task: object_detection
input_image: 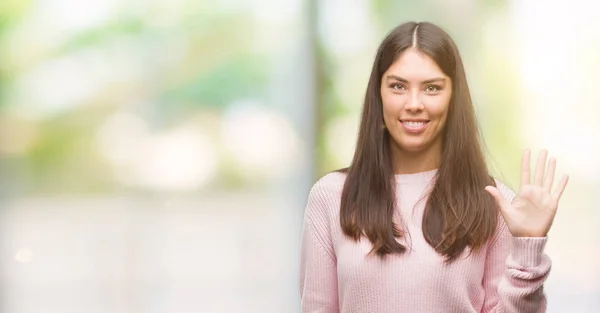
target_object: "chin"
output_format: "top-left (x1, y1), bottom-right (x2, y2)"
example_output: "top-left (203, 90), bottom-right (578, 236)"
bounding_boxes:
top-left (395, 140), bottom-right (427, 153)
top-left (400, 145), bottom-right (426, 153)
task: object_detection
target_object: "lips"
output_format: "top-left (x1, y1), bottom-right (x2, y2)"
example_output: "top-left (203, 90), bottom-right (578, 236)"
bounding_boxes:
top-left (399, 119), bottom-right (429, 133)
top-left (402, 121), bottom-right (427, 127)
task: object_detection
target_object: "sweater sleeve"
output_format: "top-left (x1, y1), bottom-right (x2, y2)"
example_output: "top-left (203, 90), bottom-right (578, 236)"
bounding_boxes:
top-left (299, 178), bottom-right (340, 313)
top-left (481, 183), bottom-right (552, 313)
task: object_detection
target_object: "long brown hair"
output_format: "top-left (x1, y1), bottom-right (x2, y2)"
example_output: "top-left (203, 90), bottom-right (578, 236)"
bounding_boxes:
top-left (339, 21), bottom-right (498, 262)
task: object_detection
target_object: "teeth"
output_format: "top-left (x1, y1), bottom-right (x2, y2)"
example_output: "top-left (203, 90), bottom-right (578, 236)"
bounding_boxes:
top-left (403, 121), bottom-right (426, 128)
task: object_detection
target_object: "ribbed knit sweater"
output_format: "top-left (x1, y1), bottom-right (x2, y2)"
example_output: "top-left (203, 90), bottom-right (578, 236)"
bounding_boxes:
top-left (299, 169), bottom-right (550, 313)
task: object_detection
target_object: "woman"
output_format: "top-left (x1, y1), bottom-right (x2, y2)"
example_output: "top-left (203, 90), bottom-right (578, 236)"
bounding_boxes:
top-left (299, 21), bottom-right (569, 313)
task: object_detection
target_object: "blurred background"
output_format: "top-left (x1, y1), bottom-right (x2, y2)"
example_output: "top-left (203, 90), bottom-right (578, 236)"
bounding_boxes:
top-left (0, 0), bottom-right (598, 312)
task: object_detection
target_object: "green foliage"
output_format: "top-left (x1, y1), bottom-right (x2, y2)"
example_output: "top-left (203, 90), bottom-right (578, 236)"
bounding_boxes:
top-left (56, 19), bottom-right (146, 54)
top-left (0, 0), bottom-right (33, 110)
top-left (23, 108), bottom-right (115, 193)
top-left (0, 0), bottom-right (31, 32)
top-left (160, 54), bottom-right (268, 109)
top-left (371, 0), bottom-right (425, 31)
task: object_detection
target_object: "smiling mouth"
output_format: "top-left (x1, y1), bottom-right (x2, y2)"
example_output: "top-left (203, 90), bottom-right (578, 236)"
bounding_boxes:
top-left (399, 120), bottom-right (430, 133)
top-left (401, 120), bottom-right (429, 127)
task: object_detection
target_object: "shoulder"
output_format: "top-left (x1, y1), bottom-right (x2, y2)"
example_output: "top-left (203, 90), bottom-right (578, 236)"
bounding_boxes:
top-left (304, 171), bottom-right (347, 220)
top-left (310, 171), bottom-right (347, 195)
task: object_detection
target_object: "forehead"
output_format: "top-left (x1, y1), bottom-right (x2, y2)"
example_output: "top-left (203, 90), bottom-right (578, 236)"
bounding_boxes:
top-left (384, 49), bottom-right (447, 80)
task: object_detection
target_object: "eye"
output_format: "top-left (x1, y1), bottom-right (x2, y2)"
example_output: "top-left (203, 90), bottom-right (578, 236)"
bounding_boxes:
top-left (425, 85), bottom-right (442, 93)
top-left (390, 83), bottom-right (406, 91)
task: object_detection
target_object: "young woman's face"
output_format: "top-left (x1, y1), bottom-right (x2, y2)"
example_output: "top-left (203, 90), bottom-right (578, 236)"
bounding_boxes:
top-left (380, 48), bottom-right (452, 154)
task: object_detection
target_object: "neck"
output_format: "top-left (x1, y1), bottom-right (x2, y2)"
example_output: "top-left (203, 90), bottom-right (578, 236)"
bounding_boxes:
top-left (390, 142), bottom-right (442, 175)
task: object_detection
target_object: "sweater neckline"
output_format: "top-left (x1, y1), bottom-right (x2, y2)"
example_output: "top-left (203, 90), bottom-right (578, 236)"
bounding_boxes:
top-left (394, 168), bottom-right (438, 185)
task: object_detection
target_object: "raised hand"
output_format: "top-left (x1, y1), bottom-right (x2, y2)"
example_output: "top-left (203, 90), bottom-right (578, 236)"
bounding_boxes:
top-left (485, 149), bottom-right (569, 238)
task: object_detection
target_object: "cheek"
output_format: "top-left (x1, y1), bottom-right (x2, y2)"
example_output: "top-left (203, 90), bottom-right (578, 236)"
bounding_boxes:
top-left (424, 99), bottom-right (450, 136)
top-left (427, 97), bottom-right (450, 121)
top-left (381, 94), bottom-right (404, 119)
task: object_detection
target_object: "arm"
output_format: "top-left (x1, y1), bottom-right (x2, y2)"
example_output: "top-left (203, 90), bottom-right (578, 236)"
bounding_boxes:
top-left (481, 220), bottom-right (551, 313)
top-left (482, 181), bottom-right (551, 313)
top-left (299, 181), bottom-right (339, 313)
top-left (483, 150), bottom-right (569, 313)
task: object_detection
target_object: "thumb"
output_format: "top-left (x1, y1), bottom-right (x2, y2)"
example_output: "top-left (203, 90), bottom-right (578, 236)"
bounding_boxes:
top-left (485, 186), bottom-right (509, 213)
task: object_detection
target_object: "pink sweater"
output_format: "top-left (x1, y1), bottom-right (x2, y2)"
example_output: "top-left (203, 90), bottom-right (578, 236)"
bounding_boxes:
top-left (299, 169), bottom-right (551, 313)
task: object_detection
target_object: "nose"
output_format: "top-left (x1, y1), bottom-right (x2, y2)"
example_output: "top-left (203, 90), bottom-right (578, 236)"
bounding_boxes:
top-left (404, 90), bottom-right (424, 112)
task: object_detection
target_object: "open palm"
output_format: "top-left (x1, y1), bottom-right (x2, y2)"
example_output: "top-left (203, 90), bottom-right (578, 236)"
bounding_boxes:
top-left (485, 150), bottom-right (569, 238)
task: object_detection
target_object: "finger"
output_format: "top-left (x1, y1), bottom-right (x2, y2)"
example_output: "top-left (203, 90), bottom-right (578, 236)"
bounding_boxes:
top-left (544, 157), bottom-right (556, 192)
top-left (533, 149), bottom-right (548, 186)
top-left (485, 186), bottom-right (509, 212)
top-left (552, 174), bottom-right (569, 201)
top-left (521, 149), bottom-right (531, 188)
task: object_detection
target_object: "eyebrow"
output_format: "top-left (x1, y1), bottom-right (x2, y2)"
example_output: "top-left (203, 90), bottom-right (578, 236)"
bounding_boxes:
top-left (385, 75), bottom-right (446, 84)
